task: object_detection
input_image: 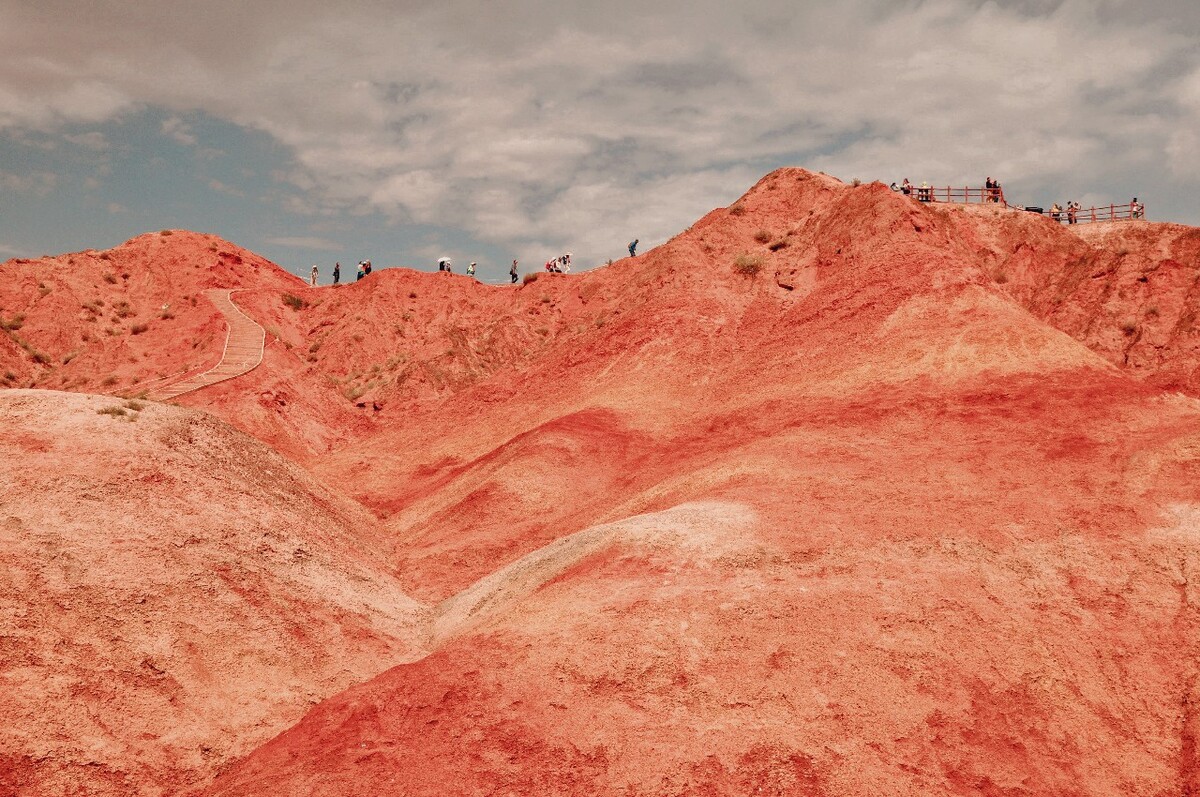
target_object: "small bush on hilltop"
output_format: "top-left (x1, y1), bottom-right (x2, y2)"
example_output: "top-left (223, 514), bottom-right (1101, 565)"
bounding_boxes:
top-left (523, 273), bottom-right (539, 285)
top-left (734, 253), bottom-right (763, 275)
top-left (754, 229), bottom-right (772, 244)
top-left (1, 314), bottom-right (24, 331)
top-left (728, 202), bottom-right (746, 216)
top-left (282, 293), bottom-right (307, 311)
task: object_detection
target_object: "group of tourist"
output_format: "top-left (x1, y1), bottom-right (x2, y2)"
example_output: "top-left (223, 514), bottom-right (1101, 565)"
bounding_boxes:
top-left (304, 236), bottom-right (642, 287)
top-left (1050, 202), bottom-right (1082, 224)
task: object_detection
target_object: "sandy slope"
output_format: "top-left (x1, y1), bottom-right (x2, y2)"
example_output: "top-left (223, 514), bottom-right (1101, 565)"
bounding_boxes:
top-left (0, 391), bottom-right (426, 796)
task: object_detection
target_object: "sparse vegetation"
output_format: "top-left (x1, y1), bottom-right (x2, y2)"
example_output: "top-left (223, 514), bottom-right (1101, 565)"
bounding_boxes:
top-left (97, 406), bottom-right (128, 418)
top-left (541, 296), bottom-right (552, 304)
top-left (123, 400), bottom-right (145, 411)
top-left (851, 178), bottom-right (862, 187)
top-left (754, 229), bottom-right (772, 244)
top-left (523, 273), bottom-right (539, 285)
top-left (102, 375), bottom-right (119, 386)
top-left (1, 314), bottom-right (25, 331)
top-left (282, 293), bottom-right (307, 311)
top-left (1145, 305), bottom-right (1160, 317)
top-left (729, 202), bottom-right (746, 216)
top-left (130, 323), bottom-right (149, 335)
top-left (113, 301), bottom-right (135, 319)
top-left (1120, 320), bottom-right (1139, 336)
top-left (768, 238), bottom-right (789, 252)
top-left (160, 230), bottom-right (173, 236)
top-left (103, 273), bottom-right (118, 284)
top-left (409, 292), bottom-right (418, 299)
top-left (734, 253), bottom-right (763, 275)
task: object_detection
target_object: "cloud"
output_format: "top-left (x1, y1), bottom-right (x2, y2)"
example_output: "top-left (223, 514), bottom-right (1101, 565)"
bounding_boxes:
top-left (161, 116), bottom-right (197, 146)
top-left (63, 131), bottom-right (109, 150)
top-left (0, 169), bottom-right (58, 196)
top-left (207, 177), bottom-right (245, 197)
top-left (1, 0), bottom-right (1198, 263)
top-left (264, 235), bottom-right (341, 251)
top-left (106, 201), bottom-right (129, 214)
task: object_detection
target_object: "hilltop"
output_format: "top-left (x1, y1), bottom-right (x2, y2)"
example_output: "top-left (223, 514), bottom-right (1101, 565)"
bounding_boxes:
top-left (2, 169), bottom-right (1199, 796)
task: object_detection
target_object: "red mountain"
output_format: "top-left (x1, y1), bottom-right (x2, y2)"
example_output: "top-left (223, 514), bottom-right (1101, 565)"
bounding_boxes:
top-left (2, 170), bottom-right (1198, 796)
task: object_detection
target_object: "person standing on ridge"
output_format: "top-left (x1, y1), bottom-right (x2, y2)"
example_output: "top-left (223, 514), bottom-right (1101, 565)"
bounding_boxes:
top-left (356, 262), bottom-right (365, 281)
top-left (333, 262), bottom-right (340, 284)
top-left (467, 262), bottom-right (476, 276)
top-left (363, 260), bottom-right (372, 277)
top-left (510, 260), bottom-right (519, 284)
top-left (310, 264), bottom-right (318, 286)
top-left (628, 239), bottom-right (638, 257)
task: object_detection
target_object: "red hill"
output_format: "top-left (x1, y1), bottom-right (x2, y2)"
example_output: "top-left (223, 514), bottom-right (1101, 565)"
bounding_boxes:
top-left (3, 169), bottom-right (1199, 796)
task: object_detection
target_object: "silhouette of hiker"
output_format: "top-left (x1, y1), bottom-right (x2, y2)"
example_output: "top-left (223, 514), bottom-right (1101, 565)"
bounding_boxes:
top-left (310, 265), bottom-right (318, 287)
top-left (333, 262), bottom-right (340, 284)
top-left (510, 260), bottom-right (519, 284)
top-left (628, 239), bottom-right (638, 257)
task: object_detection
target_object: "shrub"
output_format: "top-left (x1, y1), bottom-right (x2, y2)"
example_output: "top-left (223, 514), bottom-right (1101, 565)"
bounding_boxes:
top-left (1119, 320), bottom-right (1138, 336)
top-left (541, 296), bottom-right (552, 304)
top-left (30, 350), bottom-right (51, 365)
top-left (1, 314), bottom-right (24, 331)
top-left (851, 178), bottom-right (862, 187)
top-left (767, 239), bottom-right (789, 252)
top-left (2, 371), bottom-right (15, 382)
top-left (728, 202), bottom-right (746, 216)
top-left (113, 301), bottom-right (135, 318)
top-left (102, 375), bottom-right (119, 386)
top-left (409, 292), bottom-right (417, 299)
top-left (753, 229), bottom-right (772, 244)
top-left (123, 400), bottom-right (145, 411)
top-left (734, 253), bottom-right (763, 275)
top-left (523, 273), bottom-right (539, 285)
top-left (282, 293), bottom-right (307, 311)
top-left (1146, 305), bottom-right (1160, 317)
top-left (160, 229), bottom-right (173, 236)
top-left (103, 273), bottom-right (118, 284)
top-left (97, 406), bottom-right (127, 418)
top-left (130, 323), bottom-right (149, 335)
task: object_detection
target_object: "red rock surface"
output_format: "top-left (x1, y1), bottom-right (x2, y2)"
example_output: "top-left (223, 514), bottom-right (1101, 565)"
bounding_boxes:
top-left (2, 170), bottom-right (1199, 796)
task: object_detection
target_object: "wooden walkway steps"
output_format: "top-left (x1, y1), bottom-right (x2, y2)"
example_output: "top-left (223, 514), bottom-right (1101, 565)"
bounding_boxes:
top-left (143, 289), bottom-right (265, 401)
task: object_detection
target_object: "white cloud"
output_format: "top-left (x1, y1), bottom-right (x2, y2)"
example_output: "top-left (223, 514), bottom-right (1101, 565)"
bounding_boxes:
top-left (207, 177), bottom-right (245, 197)
top-left (1, 0), bottom-right (1198, 261)
top-left (161, 115), bottom-right (197, 146)
top-left (0, 169), bottom-right (58, 196)
top-left (265, 235), bottom-right (341, 251)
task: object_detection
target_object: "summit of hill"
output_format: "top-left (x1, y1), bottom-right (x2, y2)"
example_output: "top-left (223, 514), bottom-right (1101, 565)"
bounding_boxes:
top-left (3, 169), bottom-right (1200, 796)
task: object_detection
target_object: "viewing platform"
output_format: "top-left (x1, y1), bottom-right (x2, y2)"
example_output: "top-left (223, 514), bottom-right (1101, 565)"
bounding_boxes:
top-left (900, 183), bottom-right (1144, 223)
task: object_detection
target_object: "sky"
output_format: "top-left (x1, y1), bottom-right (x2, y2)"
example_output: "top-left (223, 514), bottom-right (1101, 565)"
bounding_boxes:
top-left (1, 0), bottom-right (1198, 282)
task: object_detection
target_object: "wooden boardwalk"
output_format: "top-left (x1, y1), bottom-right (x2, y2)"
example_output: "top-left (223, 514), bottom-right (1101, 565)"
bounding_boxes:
top-left (142, 289), bottom-right (265, 401)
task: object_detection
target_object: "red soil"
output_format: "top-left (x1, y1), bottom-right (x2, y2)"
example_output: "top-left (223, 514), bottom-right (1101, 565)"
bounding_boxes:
top-left (3, 170), bottom-right (1199, 796)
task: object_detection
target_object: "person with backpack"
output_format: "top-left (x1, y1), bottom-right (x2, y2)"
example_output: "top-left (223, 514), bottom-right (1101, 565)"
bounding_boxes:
top-left (628, 239), bottom-right (638, 257)
top-left (510, 260), bottom-right (519, 284)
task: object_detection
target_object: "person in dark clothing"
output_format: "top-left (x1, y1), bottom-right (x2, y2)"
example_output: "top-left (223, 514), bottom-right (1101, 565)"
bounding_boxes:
top-left (628, 239), bottom-right (638, 257)
top-left (333, 262), bottom-right (340, 284)
top-left (510, 260), bottom-right (519, 284)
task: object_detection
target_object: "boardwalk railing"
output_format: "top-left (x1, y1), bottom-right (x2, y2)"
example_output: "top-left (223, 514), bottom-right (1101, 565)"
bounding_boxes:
top-left (904, 185), bottom-right (1006, 205)
top-left (903, 184), bottom-right (1145, 223)
top-left (1034, 203), bottom-right (1146, 224)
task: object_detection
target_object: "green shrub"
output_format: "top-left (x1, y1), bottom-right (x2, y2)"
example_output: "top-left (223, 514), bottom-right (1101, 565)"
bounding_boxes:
top-left (282, 293), bottom-right (307, 311)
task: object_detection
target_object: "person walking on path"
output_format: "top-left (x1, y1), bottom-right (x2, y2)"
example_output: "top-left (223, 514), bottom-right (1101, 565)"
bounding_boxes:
top-left (510, 260), bottom-right (519, 284)
top-left (628, 239), bottom-right (638, 257)
top-left (310, 265), bottom-right (318, 286)
top-left (333, 262), bottom-right (340, 284)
